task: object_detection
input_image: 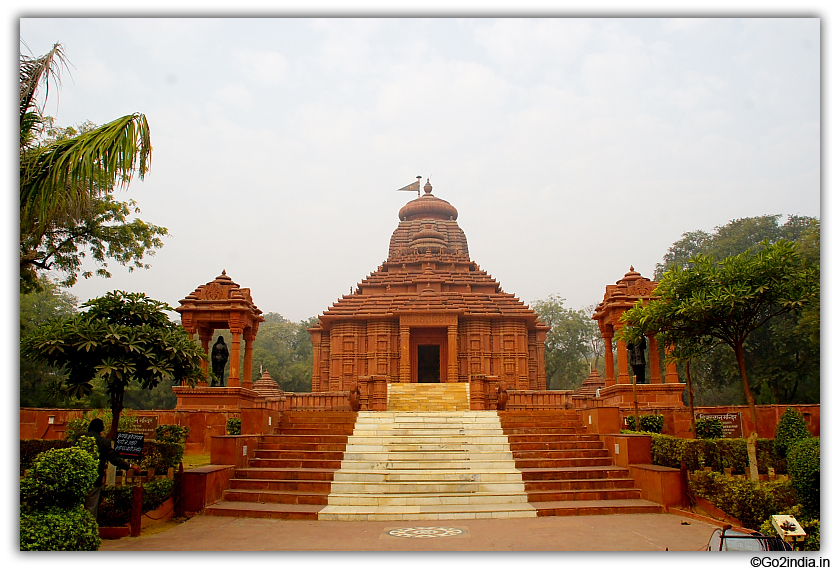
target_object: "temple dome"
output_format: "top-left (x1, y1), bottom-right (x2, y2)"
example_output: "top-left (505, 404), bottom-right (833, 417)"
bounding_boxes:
top-left (388, 181), bottom-right (469, 260)
top-left (398, 180), bottom-right (459, 222)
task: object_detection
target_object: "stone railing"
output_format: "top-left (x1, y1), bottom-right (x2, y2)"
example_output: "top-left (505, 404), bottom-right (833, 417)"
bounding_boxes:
top-left (504, 389), bottom-right (574, 410)
top-left (357, 376), bottom-right (388, 411)
top-left (280, 391), bottom-right (352, 411)
top-left (468, 374), bottom-right (501, 410)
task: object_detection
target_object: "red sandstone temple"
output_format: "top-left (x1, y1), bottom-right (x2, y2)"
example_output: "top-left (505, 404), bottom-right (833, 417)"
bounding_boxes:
top-left (307, 179), bottom-right (549, 405)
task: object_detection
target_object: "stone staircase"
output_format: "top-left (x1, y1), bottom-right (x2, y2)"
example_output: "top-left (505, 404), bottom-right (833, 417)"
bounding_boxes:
top-left (498, 410), bottom-right (664, 516)
top-left (387, 382), bottom-right (470, 411)
top-left (318, 410), bottom-right (536, 521)
top-left (204, 411), bottom-right (357, 520)
top-left (204, 386), bottom-right (664, 521)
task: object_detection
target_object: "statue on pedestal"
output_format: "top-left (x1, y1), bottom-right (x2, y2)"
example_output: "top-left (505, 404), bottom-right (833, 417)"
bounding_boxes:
top-left (211, 336), bottom-right (229, 387)
top-left (627, 337), bottom-right (647, 384)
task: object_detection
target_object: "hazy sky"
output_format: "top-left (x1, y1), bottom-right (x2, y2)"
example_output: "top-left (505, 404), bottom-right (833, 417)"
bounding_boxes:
top-left (18, 17), bottom-right (820, 322)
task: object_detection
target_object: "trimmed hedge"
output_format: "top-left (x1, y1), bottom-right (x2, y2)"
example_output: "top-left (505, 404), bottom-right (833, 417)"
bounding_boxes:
top-left (98, 478), bottom-right (175, 527)
top-left (155, 424), bottom-right (190, 444)
top-left (625, 414), bottom-right (664, 434)
top-left (650, 433), bottom-right (784, 474)
top-left (226, 417), bottom-right (242, 435)
top-left (689, 470), bottom-right (798, 531)
top-left (140, 441), bottom-right (184, 473)
top-left (774, 408), bottom-right (811, 458)
top-left (20, 447), bottom-right (99, 512)
top-left (788, 437), bottom-right (820, 518)
top-left (20, 439), bottom-right (72, 475)
top-left (20, 506), bottom-right (100, 551)
top-left (695, 418), bottom-right (725, 439)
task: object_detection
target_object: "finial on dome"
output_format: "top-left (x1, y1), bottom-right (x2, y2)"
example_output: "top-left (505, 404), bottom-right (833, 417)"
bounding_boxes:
top-left (222, 269), bottom-right (226, 276)
top-left (424, 178), bottom-right (433, 195)
top-left (629, 266), bottom-right (634, 272)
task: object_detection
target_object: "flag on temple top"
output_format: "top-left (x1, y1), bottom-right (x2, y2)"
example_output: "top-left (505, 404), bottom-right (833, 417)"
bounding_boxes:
top-left (397, 177), bottom-right (421, 196)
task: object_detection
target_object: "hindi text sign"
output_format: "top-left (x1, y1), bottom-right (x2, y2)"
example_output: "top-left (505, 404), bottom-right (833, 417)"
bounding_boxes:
top-left (696, 412), bottom-right (743, 438)
top-left (114, 432), bottom-right (145, 461)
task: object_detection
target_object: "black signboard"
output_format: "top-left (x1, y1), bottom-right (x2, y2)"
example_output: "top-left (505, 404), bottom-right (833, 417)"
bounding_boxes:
top-left (114, 432), bottom-right (145, 460)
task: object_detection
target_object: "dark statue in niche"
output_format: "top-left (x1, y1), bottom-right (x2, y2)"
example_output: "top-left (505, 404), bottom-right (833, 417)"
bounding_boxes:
top-left (211, 336), bottom-right (229, 387)
top-left (627, 337), bottom-right (647, 384)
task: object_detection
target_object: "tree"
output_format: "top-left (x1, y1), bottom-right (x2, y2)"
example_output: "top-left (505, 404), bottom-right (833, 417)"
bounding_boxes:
top-left (20, 277), bottom-right (79, 408)
top-left (20, 42), bottom-right (162, 294)
top-left (654, 215), bottom-right (820, 406)
top-left (532, 295), bottom-right (603, 390)
top-left (248, 313), bottom-right (315, 392)
top-left (22, 291), bottom-right (207, 440)
top-left (621, 240), bottom-right (819, 479)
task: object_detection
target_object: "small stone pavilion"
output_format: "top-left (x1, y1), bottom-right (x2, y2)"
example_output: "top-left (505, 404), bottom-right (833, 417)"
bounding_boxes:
top-left (307, 179), bottom-right (550, 408)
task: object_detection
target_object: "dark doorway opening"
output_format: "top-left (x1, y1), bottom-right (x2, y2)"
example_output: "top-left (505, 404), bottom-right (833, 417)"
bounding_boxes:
top-left (417, 345), bottom-right (441, 383)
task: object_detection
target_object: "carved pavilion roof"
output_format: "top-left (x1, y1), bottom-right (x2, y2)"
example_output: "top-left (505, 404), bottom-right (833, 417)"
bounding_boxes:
top-left (592, 266), bottom-right (658, 328)
top-left (176, 270), bottom-right (264, 326)
top-left (315, 180), bottom-right (547, 331)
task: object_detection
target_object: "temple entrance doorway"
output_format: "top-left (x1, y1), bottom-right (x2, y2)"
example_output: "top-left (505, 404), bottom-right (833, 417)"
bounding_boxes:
top-left (417, 345), bottom-right (441, 383)
top-left (410, 327), bottom-right (448, 383)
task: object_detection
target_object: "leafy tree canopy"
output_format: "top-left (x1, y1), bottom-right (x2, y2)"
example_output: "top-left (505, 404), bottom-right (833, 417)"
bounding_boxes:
top-left (621, 239), bottom-right (819, 435)
top-left (531, 295), bottom-right (604, 390)
top-left (22, 291), bottom-right (206, 439)
top-left (20, 42), bottom-right (164, 294)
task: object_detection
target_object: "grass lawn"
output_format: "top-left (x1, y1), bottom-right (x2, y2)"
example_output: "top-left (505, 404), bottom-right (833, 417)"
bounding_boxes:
top-left (182, 453), bottom-right (211, 469)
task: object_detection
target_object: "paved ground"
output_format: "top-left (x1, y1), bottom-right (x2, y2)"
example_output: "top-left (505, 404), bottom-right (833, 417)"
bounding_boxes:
top-left (99, 512), bottom-right (719, 551)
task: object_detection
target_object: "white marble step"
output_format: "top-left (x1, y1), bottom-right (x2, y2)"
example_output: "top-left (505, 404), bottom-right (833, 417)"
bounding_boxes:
top-left (332, 469), bottom-right (525, 482)
top-left (318, 503), bottom-right (537, 521)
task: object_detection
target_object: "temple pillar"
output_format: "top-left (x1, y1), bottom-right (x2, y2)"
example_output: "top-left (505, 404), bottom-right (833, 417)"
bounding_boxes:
top-left (648, 334), bottom-right (662, 384)
top-left (615, 325), bottom-right (631, 384)
top-left (665, 344), bottom-right (680, 383)
top-left (229, 329), bottom-right (242, 387)
top-left (447, 325), bottom-right (459, 382)
top-left (603, 328), bottom-right (615, 387)
top-left (198, 328), bottom-right (213, 387)
top-left (242, 330), bottom-right (256, 390)
top-left (399, 324), bottom-right (410, 383)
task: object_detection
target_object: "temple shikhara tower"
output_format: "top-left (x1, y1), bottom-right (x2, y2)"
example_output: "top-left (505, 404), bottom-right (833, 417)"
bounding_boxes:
top-left (307, 179), bottom-right (549, 400)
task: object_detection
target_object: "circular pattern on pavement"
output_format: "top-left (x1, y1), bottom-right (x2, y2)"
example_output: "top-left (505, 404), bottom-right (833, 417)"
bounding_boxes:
top-left (386, 527), bottom-right (466, 539)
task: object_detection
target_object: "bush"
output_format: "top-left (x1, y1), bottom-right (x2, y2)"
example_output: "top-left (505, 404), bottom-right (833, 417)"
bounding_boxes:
top-left (98, 478), bottom-right (175, 527)
top-left (774, 408), bottom-right (811, 458)
top-left (155, 424), bottom-right (190, 444)
top-left (140, 441), bottom-right (184, 473)
top-left (65, 410), bottom-right (137, 443)
top-left (19, 439), bottom-right (72, 475)
top-left (625, 414), bottom-right (664, 433)
top-left (689, 470), bottom-right (798, 531)
top-left (695, 418), bottom-right (725, 439)
top-left (759, 505), bottom-right (820, 551)
top-left (226, 417), bottom-right (241, 435)
top-left (650, 433), bottom-right (783, 474)
top-left (788, 437), bottom-right (820, 518)
top-left (20, 506), bottom-right (100, 551)
top-left (20, 447), bottom-right (98, 512)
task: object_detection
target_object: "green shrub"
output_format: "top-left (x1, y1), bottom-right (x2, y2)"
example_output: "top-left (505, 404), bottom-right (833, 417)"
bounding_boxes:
top-left (695, 418), bottom-right (725, 439)
top-left (20, 506), bottom-right (100, 551)
top-left (759, 505), bottom-right (820, 551)
top-left (689, 470), bottom-right (798, 531)
top-left (650, 433), bottom-right (783, 474)
top-left (20, 447), bottom-right (98, 512)
top-left (774, 408), bottom-right (811, 458)
top-left (19, 439), bottom-right (72, 475)
top-left (625, 414), bottom-right (664, 433)
top-left (226, 417), bottom-right (241, 435)
top-left (788, 437), bottom-right (820, 518)
top-left (98, 478), bottom-right (175, 527)
top-left (65, 410), bottom-right (138, 443)
top-left (155, 424), bottom-right (190, 444)
top-left (140, 441), bottom-right (184, 473)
